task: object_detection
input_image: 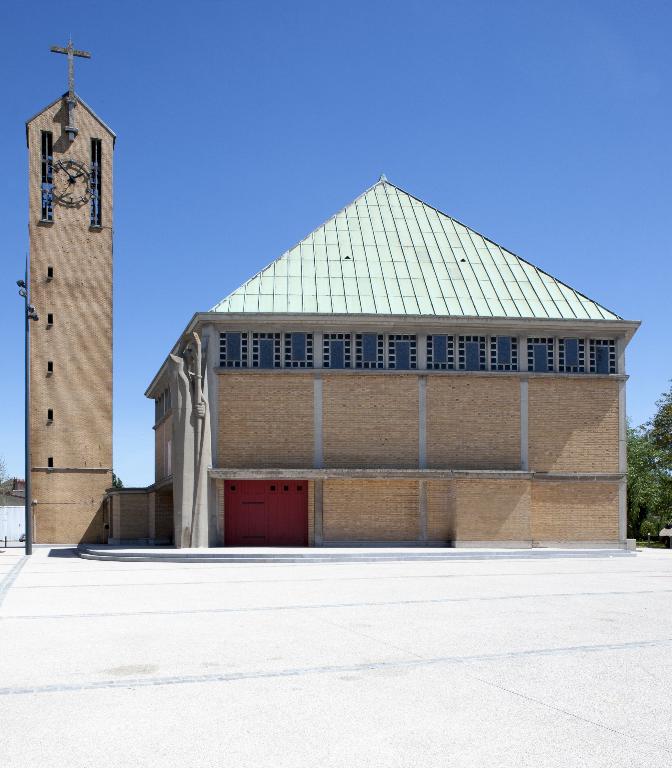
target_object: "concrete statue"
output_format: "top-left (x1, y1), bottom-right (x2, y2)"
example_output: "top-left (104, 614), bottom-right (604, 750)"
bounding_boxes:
top-left (168, 332), bottom-right (211, 547)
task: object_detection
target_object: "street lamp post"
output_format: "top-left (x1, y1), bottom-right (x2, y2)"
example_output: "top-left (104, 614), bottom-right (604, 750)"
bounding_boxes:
top-left (18, 265), bottom-right (38, 556)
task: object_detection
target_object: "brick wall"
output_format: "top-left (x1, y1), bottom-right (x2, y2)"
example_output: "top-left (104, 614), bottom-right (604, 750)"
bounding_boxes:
top-left (427, 479), bottom-right (531, 542)
top-left (32, 470), bottom-right (110, 544)
top-left (27, 97), bottom-right (114, 543)
top-left (113, 492), bottom-right (149, 541)
top-left (426, 376), bottom-right (520, 469)
top-left (426, 480), bottom-right (455, 541)
top-left (218, 374), bottom-right (314, 467)
top-left (528, 378), bottom-right (619, 472)
top-left (531, 481), bottom-right (619, 541)
top-left (155, 489), bottom-right (174, 543)
top-left (323, 479), bottom-right (419, 541)
top-left (154, 415), bottom-right (172, 481)
top-left (322, 375), bottom-right (418, 468)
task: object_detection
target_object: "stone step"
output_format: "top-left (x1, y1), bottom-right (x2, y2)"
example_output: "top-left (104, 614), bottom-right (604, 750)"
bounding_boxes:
top-left (77, 546), bottom-right (633, 564)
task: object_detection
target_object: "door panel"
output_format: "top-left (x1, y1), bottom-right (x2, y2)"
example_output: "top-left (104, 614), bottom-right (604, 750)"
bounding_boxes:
top-left (225, 480), bottom-right (308, 546)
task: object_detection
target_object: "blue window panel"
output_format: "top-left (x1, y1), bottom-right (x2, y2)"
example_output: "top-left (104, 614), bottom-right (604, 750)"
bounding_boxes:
top-left (226, 333), bottom-right (241, 362)
top-left (465, 341), bottom-right (480, 371)
top-left (433, 335), bottom-right (448, 363)
top-left (329, 340), bottom-right (345, 369)
top-left (394, 341), bottom-right (411, 370)
top-left (564, 338), bottom-right (579, 367)
top-left (291, 333), bottom-right (306, 361)
top-left (595, 345), bottom-right (610, 374)
top-left (362, 334), bottom-right (378, 362)
top-left (533, 344), bottom-right (549, 372)
top-left (497, 336), bottom-right (511, 365)
top-left (259, 339), bottom-right (275, 368)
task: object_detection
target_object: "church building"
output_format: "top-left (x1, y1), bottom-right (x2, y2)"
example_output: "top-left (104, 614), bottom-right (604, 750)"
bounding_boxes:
top-left (127, 177), bottom-right (638, 549)
top-left (25, 47), bottom-right (640, 549)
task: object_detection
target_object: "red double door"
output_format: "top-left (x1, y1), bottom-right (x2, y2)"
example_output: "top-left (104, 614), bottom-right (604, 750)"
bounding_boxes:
top-left (224, 480), bottom-right (308, 546)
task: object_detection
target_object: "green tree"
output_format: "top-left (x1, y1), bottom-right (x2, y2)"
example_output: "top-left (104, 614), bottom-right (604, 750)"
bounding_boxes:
top-left (627, 426), bottom-right (665, 538)
top-left (650, 381), bottom-right (672, 460)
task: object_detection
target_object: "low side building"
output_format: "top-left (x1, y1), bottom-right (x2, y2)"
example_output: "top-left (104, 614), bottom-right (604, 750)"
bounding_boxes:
top-left (117, 178), bottom-right (638, 548)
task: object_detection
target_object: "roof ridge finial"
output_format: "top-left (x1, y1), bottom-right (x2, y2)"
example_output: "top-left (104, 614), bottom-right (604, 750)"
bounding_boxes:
top-left (378, 173), bottom-right (387, 182)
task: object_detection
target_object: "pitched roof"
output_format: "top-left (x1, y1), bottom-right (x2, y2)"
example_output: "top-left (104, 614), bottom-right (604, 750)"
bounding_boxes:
top-left (212, 179), bottom-right (620, 320)
top-left (25, 92), bottom-right (116, 145)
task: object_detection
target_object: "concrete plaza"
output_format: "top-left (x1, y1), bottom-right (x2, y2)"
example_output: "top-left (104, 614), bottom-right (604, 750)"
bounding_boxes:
top-left (1, 546), bottom-right (671, 767)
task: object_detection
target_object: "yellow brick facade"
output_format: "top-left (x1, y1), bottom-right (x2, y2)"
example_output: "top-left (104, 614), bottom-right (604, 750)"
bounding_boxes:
top-left (427, 479), bottom-right (532, 543)
top-left (528, 378), bottom-right (619, 473)
top-left (426, 376), bottom-right (520, 469)
top-left (323, 479), bottom-right (419, 541)
top-left (27, 96), bottom-right (114, 544)
top-left (323, 375), bottom-right (418, 468)
top-left (531, 481), bottom-right (619, 541)
top-left (154, 415), bottom-right (172, 482)
top-left (218, 373), bottom-right (314, 467)
top-left (33, 471), bottom-right (108, 544)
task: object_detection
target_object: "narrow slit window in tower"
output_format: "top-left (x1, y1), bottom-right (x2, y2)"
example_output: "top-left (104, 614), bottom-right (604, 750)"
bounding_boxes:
top-left (90, 138), bottom-right (102, 227)
top-left (40, 131), bottom-right (54, 222)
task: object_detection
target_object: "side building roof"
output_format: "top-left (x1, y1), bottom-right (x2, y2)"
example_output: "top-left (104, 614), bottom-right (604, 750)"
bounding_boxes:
top-left (212, 178), bottom-right (620, 321)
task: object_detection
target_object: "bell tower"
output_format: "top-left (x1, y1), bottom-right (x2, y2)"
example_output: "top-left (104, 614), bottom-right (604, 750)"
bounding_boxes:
top-left (25, 41), bottom-right (115, 543)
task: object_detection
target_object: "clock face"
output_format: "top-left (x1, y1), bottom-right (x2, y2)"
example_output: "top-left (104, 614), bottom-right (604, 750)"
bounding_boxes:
top-left (52, 158), bottom-right (90, 207)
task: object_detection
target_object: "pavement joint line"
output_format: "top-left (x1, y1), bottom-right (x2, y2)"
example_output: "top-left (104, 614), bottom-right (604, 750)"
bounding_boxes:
top-left (11, 571), bottom-right (672, 588)
top-left (462, 668), bottom-right (672, 756)
top-left (0, 556), bottom-right (28, 609)
top-left (1, 637), bottom-right (670, 698)
top-left (3, 587), bottom-right (672, 621)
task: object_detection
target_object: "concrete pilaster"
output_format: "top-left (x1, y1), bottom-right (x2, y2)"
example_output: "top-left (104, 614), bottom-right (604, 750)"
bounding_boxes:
top-left (520, 378), bottom-right (529, 471)
top-left (418, 375), bottom-right (427, 469)
top-left (148, 492), bottom-right (156, 541)
top-left (314, 375), bottom-right (323, 468)
top-left (314, 479), bottom-right (324, 545)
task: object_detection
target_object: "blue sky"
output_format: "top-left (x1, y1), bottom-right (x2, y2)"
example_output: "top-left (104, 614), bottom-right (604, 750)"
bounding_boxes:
top-left (1, 0), bottom-right (670, 486)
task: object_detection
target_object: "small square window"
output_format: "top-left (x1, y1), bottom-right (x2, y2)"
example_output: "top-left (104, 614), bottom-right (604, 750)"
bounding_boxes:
top-left (559, 338), bottom-right (585, 373)
top-left (220, 332), bottom-right (248, 368)
top-left (47, 361), bottom-right (53, 373)
top-left (47, 313), bottom-right (53, 326)
top-left (527, 338), bottom-right (554, 372)
top-left (490, 336), bottom-right (518, 371)
top-left (388, 335), bottom-right (417, 370)
top-left (427, 335), bottom-right (454, 370)
top-left (252, 333), bottom-right (281, 368)
top-left (47, 457), bottom-right (54, 468)
top-left (47, 408), bottom-right (53, 422)
top-left (323, 333), bottom-right (352, 368)
top-left (355, 333), bottom-right (384, 368)
top-left (47, 266), bottom-right (54, 280)
top-left (458, 336), bottom-right (486, 371)
top-left (589, 339), bottom-right (616, 374)
top-left (284, 333), bottom-right (314, 368)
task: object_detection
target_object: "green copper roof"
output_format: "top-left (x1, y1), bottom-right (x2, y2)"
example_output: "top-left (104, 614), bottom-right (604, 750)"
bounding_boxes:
top-left (212, 179), bottom-right (620, 320)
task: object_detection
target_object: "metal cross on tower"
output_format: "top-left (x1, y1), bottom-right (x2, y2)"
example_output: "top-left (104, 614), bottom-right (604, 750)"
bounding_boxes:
top-left (50, 39), bottom-right (91, 142)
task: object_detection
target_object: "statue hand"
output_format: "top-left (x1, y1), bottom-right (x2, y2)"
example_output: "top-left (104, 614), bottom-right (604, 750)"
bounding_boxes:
top-left (194, 401), bottom-right (206, 419)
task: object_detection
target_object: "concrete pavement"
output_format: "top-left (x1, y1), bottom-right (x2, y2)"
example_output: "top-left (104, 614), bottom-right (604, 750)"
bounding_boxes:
top-left (0, 546), bottom-right (671, 767)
